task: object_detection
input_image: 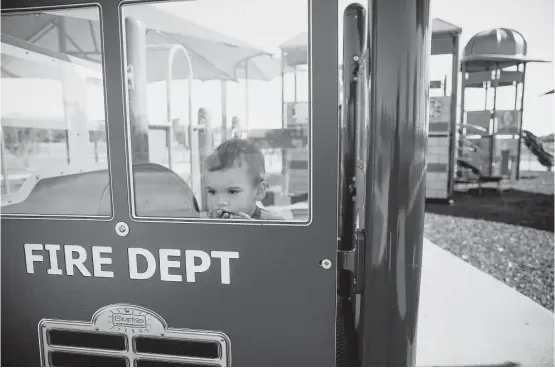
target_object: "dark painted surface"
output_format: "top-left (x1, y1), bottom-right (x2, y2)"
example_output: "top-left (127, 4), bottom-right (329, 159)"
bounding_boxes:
top-left (339, 4), bottom-right (365, 252)
top-left (338, 3), bottom-right (365, 303)
top-left (1, 0), bottom-right (338, 366)
top-left (337, 4), bottom-right (366, 366)
top-left (358, 0), bottom-right (429, 365)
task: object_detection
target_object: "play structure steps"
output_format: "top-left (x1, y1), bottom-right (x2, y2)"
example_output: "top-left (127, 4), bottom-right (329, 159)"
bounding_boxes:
top-left (456, 159), bottom-right (504, 195)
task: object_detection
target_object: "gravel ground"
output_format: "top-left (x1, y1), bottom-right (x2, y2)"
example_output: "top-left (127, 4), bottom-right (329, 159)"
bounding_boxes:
top-left (425, 171), bottom-right (554, 311)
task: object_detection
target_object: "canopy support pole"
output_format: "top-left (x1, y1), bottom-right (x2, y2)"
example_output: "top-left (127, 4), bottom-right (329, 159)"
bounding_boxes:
top-left (245, 60), bottom-right (249, 131)
top-left (150, 43), bottom-right (201, 205)
top-left (490, 62), bottom-right (499, 176)
top-left (1, 127), bottom-right (9, 195)
top-left (59, 17), bottom-right (89, 168)
top-left (221, 80), bottom-right (227, 142)
top-left (516, 63), bottom-right (527, 179)
top-left (126, 17), bottom-right (150, 164)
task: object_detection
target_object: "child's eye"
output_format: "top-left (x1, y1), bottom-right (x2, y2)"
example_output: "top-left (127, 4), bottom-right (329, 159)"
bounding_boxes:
top-left (228, 189), bottom-right (240, 195)
top-left (207, 189), bottom-right (216, 195)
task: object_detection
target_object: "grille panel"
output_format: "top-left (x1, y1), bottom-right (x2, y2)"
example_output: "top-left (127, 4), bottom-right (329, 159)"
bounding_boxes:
top-left (134, 337), bottom-right (220, 358)
top-left (48, 330), bottom-right (127, 351)
top-left (49, 352), bottom-right (128, 367)
top-left (38, 304), bottom-right (231, 367)
top-left (136, 359), bottom-right (219, 367)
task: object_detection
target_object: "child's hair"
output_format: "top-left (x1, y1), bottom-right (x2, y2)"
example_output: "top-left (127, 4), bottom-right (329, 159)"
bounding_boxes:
top-left (204, 139), bottom-right (266, 185)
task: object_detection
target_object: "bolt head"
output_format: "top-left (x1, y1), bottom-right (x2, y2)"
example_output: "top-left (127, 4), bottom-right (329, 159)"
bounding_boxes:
top-left (115, 222), bottom-right (129, 236)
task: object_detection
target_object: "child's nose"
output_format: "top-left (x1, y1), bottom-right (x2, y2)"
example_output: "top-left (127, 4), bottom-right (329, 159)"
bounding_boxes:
top-left (217, 197), bottom-right (229, 207)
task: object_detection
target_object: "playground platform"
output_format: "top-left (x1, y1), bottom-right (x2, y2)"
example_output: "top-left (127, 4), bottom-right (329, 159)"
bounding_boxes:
top-left (416, 238), bottom-right (554, 367)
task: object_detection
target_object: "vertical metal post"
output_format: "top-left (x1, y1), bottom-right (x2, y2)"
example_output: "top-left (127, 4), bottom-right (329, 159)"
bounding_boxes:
top-left (280, 49), bottom-right (288, 178)
top-left (513, 65), bottom-right (519, 111)
top-left (94, 138), bottom-right (99, 163)
top-left (490, 63), bottom-right (499, 176)
top-left (458, 63), bottom-right (466, 161)
top-left (281, 49), bottom-right (285, 128)
top-left (126, 17), bottom-right (150, 163)
top-left (338, 6), bottom-right (365, 365)
top-left (447, 33), bottom-right (460, 199)
top-left (165, 49), bottom-right (174, 170)
top-left (166, 44), bottom-right (200, 203)
top-left (359, 0), bottom-right (430, 365)
top-left (198, 107), bottom-right (211, 210)
top-left (58, 17), bottom-right (89, 168)
top-left (512, 65), bottom-right (520, 179)
top-left (293, 66), bottom-right (298, 103)
top-left (516, 63), bottom-right (527, 179)
top-left (1, 127), bottom-right (9, 194)
top-left (57, 18), bottom-right (70, 165)
top-left (245, 60), bottom-right (249, 131)
top-left (164, 43), bottom-right (195, 172)
top-left (221, 80), bottom-right (227, 141)
top-left (339, 3), bottom-right (364, 260)
top-left (484, 81), bottom-right (489, 110)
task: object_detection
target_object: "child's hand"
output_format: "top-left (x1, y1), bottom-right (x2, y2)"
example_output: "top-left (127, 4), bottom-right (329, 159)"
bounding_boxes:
top-left (229, 212), bottom-right (252, 220)
top-left (209, 209), bottom-right (252, 220)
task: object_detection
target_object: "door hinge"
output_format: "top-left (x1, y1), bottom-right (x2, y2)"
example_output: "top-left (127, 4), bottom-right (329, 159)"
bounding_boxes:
top-left (338, 249), bottom-right (356, 272)
top-left (337, 229), bottom-right (366, 294)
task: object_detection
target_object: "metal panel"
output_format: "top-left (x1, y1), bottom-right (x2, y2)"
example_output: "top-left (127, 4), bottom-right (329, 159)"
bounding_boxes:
top-left (466, 110), bottom-right (491, 135)
top-left (498, 70), bottom-right (523, 84)
top-left (429, 96), bottom-right (451, 125)
top-left (431, 37), bottom-right (452, 56)
top-left (465, 71), bottom-right (491, 85)
top-left (427, 163), bottom-right (449, 172)
top-left (429, 122), bottom-right (449, 132)
top-left (496, 110), bottom-right (521, 135)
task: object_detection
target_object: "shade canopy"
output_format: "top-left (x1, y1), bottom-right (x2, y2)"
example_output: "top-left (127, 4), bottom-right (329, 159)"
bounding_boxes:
top-left (280, 18), bottom-right (463, 67)
top-left (1, 5), bottom-right (281, 82)
top-left (462, 28), bottom-right (550, 72)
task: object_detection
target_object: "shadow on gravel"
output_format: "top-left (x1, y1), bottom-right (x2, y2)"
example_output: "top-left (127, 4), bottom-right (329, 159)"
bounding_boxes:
top-left (426, 188), bottom-right (554, 232)
top-left (434, 362), bottom-right (520, 367)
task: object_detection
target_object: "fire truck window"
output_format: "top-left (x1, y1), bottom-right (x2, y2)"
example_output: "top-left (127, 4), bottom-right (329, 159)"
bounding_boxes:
top-left (1, 7), bottom-right (111, 217)
top-left (121, 0), bottom-right (310, 222)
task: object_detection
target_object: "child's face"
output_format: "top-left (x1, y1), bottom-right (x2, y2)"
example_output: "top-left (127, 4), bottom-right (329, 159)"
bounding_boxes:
top-left (204, 165), bottom-right (265, 216)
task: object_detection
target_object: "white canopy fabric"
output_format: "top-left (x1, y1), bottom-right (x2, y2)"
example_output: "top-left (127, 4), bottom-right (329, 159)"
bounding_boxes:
top-left (1, 5), bottom-right (281, 82)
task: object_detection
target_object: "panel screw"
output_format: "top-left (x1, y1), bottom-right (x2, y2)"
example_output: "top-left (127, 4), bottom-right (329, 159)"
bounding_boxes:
top-left (320, 259), bottom-right (332, 269)
top-left (115, 222), bottom-right (129, 236)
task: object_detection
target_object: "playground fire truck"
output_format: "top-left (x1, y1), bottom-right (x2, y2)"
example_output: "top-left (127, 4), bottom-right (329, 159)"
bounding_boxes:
top-left (2, 0), bottom-right (433, 365)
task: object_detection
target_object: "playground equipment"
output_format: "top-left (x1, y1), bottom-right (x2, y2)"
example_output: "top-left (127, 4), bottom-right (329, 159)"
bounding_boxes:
top-left (426, 19), bottom-right (461, 202)
top-left (522, 90), bottom-right (555, 170)
top-left (458, 28), bottom-right (549, 182)
top-left (521, 130), bottom-right (554, 170)
top-left (282, 19), bottom-right (465, 203)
